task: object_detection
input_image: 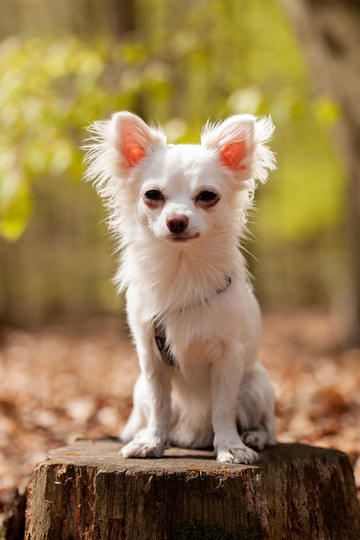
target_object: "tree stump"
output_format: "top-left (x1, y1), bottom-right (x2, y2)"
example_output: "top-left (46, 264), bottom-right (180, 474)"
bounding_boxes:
top-left (25, 439), bottom-right (360, 540)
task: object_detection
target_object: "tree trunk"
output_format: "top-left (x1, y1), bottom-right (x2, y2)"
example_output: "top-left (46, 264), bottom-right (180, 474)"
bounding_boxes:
top-left (280, 0), bottom-right (360, 346)
top-left (111, 0), bottom-right (135, 35)
top-left (25, 439), bottom-right (360, 540)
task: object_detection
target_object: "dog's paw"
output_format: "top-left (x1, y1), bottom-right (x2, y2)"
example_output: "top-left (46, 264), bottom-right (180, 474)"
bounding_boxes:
top-left (216, 445), bottom-right (259, 464)
top-left (120, 436), bottom-right (164, 458)
top-left (240, 430), bottom-right (267, 451)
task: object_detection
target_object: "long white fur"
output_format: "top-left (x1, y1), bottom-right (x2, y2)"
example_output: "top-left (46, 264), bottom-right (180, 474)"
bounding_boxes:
top-left (85, 111), bottom-right (277, 463)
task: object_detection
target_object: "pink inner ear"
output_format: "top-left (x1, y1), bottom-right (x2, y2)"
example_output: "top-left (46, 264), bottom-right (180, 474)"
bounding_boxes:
top-left (220, 140), bottom-right (247, 170)
top-left (121, 131), bottom-right (147, 168)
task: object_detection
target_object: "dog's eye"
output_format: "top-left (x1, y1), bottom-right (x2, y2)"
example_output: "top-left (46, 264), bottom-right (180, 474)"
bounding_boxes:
top-left (196, 191), bottom-right (219, 205)
top-left (143, 190), bottom-right (164, 204)
top-left (145, 189), bottom-right (164, 201)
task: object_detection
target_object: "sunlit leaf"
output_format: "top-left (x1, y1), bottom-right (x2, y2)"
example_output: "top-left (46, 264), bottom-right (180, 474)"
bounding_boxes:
top-left (0, 174), bottom-right (33, 241)
top-left (228, 87), bottom-right (263, 115)
top-left (313, 98), bottom-right (341, 126)
top-left (163, 118), bottom-right (187, 143)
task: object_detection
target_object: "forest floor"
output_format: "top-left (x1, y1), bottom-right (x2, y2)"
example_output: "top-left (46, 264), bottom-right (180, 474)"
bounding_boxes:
top-left (0, 309), bottom-right (359, 526)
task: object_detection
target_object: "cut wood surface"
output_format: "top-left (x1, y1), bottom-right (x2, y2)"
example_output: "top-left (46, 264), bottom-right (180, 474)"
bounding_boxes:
top-left (25, 439), bottom-right (360, 540)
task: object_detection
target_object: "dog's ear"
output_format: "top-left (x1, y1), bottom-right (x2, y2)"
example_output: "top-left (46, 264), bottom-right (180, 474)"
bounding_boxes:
top-left (84, 112), bottom-right (166, 192)
top-left (112, 112), bottom-right (166, 170)
top-left (201, 114), bottom-right (275, 184)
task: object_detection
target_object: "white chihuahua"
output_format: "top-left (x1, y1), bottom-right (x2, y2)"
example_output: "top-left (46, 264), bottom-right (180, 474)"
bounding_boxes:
top-left (85, 111), bottom-right (277, 464)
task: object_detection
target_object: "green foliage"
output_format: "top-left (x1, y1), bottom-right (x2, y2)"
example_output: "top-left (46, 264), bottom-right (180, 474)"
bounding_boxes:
top-left (0, 0), bottom-right (345, 245)
top-left (0, 36), bottom-right (139, 240)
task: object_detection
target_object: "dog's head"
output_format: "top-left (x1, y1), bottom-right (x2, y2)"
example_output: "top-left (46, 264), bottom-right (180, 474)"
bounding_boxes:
top-left (85, 112), bottom-right (275, 245)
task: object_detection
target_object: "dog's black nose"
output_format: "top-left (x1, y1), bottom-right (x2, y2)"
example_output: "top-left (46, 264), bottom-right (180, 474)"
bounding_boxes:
top-left (166, 215), bottom-right (189, 234)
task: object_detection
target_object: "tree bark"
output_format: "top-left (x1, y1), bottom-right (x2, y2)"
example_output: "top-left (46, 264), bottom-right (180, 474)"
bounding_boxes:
top-left (25, 439), bottom-right (360, 540)
top-left (280, 0), bottom-right (360, 346)
top-left (3, 488), bottom-right (27, 540)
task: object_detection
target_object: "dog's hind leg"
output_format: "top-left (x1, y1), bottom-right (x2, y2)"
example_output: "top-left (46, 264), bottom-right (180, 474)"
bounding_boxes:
top-left (240, 421), bottom-right (276, 451)
top-left (120, 375), bottom-right (148, 442)
top-left (236, 362), bottom-right (277, 451)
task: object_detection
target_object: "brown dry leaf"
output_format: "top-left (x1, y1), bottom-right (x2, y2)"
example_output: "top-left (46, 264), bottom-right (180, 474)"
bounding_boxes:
top-left (321, 386), bottom-right (349, 413)
top-left (75, 504), bottom-right (81, 519)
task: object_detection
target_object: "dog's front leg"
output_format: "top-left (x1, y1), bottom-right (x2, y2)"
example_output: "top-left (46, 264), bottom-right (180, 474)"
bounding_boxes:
top-left (120, 328), bottom-right (171, 459)
top-left (211, 348), bottom-right (258, 464)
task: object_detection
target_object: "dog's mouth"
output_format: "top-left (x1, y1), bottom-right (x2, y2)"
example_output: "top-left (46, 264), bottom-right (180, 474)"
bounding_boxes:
top-left (170, 232), bottom-right (200, 242)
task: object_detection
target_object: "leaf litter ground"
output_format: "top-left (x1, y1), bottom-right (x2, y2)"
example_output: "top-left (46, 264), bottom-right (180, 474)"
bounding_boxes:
top-left (0, 309), bottom-right (359, 525)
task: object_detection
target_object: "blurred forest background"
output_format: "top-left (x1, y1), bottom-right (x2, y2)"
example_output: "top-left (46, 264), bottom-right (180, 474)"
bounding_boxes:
top-left (0, 0), bottom-right (358, 343)
top-left (1, 0), bottom-right (360, 534)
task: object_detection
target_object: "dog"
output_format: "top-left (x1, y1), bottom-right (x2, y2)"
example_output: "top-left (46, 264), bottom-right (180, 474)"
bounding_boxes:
top-left (85, 111), bottom-right (277, 463)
